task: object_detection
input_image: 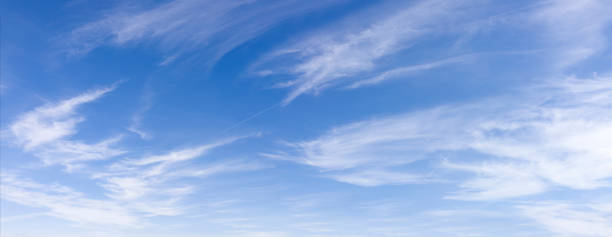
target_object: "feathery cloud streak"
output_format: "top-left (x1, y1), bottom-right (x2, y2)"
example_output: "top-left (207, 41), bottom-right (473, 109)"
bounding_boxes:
top-left (1, 139), bottom-right (262, 227)
top-left (1, 174), bottom-right (141, 227)
top-left (91, 136), bottom-right (263, 217)
top-left (3, 84), bottom-right (265, 227)
top-left (268, 75), bottom-right (612, 199)
top-left (97, 135), bottom-right (262, 203)
top-left (254, 0), bottom-right (612, 104)
top-left (518, 201), bottom-right (612, 236)
top-left (9, 85), bottom-right (124, 168)
top-left (255, 0), bottom-right (479, 104)
top-left (11, 86), bottom-right (114, 149)
top-left (64, 0), bottom-right (340, 65)
top-left (532, 0), bottom-right (612, 68)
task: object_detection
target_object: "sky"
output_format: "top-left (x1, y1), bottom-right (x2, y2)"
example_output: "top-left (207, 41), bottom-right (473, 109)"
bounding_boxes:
top-left (1, 0), bottom-right (612, 236)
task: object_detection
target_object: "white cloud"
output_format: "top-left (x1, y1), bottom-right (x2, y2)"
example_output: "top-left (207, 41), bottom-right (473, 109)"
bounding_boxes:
top-left (10, 86), bottom-right (114, 149)
top-left (346, 55), bottom-right (473, 89)
top-left (4, 83), bottom-right (266, 227)
top-left (268, 75), bottom-right (612, 199)
top-left (252, 0), bottom-right (612, 104)
top-left (256, 0), bottom-right (477, 104)
top-left (1, 135), bottom-right (265, 228)
top-left (125, 141), bottom-right (233, 166)
top-left (531, 0), bottom-right (612, 68)
top-left (443, 76), bottom-right (612, 200)
top-left (92, 135), bottom-right (264, 217)
top-left (518, 201), bottom-right (612, 236)
top-left (327, 169), bottom-right (425, 187)
top-left (127, 126), bottom-right (151, 140)
top-left (264, 107), bottom-right (464, 171)
top-left (0, 212), bottom-right (48, 223)
top-left (127, 87), bottom-right (154, 140)
top-left (262, 106), bottom-right (468, 186)
top-left (443, 162), bottom-right (548, 200)
top-left (0, 174), bottom-right (141, 227)
top-left (9, 85), bottom-right (125, 168)
top-left (167, 159), bottom-right (265, 178)
top-left (64, 0), bottom-right (340, 64)
top-left (36, 136), bottom-right (124, 166)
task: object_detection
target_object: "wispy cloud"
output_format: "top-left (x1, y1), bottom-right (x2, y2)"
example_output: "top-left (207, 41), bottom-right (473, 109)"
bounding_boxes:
top-left (0, 174), bottom-right (141, 227)
top-left (262, 105), bottom-right (466, 186)
top-left (327, 169), bottom-right (425, 187)
top-left (127, 86), bottom-right (154, 140)
top-left (92, 135), bottom-right (264, 216)
top-left (346, 55), bottom-right (473, 89)
top-left (5, 1), bottom-right (612, 235)
top-left (252, 0), bottom-right (612, 105)
top-left (3, 85), bottom-right (265, 228)
top-left (1, 136), bottom-right (264, 228)
top-left (63, 0), bottom-right (340, 65)
top-left (267, 74), bottom-right (612, 198)
top-left (443, 161), bottom-right (548, 200)
top-left (9, 85), bottom-right (124, 168)
top-left (518, 201), bottom-right (612, 236)
top-left (0, 212), bottom-right (49, 223)
top-left (531, 0), bottom-right (612, 68)
top-left (255, 0), bottom-right (479, 104)
top-left (35, 136), bottom-right (124, 170)
top-left (444, 76), bottom-right (612, 200)
top-left (10, 86), bottom-right (114, 149)
top-left (121, 136), bottom-right (244, 167)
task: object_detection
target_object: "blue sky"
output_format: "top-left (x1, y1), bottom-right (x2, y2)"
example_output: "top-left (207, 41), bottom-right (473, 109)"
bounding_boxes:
top-left (1, 0), bottom-right (612, 236)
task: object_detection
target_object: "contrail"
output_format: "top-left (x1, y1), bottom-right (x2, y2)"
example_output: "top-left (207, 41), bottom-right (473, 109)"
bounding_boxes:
top-left (222, 102), bottom-right (281, 133)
